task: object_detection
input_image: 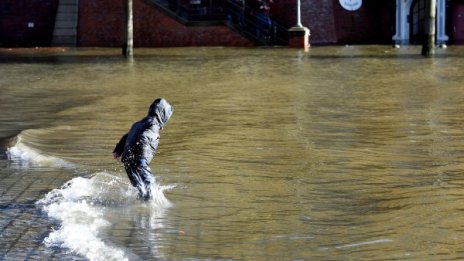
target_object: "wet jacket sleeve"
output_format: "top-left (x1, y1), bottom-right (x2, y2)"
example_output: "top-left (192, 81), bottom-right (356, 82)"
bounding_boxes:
top-left (113, 133), bottom-right (127, 155)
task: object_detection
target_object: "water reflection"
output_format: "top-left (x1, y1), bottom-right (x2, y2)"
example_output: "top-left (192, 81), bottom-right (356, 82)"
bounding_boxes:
top-left (1, 46), bottom-right (464, 260)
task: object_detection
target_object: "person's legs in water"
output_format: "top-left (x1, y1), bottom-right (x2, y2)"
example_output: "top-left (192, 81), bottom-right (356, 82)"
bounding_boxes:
top-left (138, 160), bottom-right (155, 200)
top-left (124, 160), bottom-right (155, 200)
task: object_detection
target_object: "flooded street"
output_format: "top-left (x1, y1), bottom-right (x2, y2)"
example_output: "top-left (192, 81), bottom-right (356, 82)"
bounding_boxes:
top-left (1, 46), bottom-right (464, 260)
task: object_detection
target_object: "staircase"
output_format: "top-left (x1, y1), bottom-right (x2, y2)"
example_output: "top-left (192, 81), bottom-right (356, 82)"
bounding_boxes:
top-left (146, 0), bottom-right (289, 46)
top-left (52, 0), bottom-right (78, 47)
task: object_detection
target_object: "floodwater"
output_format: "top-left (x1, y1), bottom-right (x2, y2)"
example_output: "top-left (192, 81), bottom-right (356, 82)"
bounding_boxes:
top-left (1, 46), bottom-right (464, 261)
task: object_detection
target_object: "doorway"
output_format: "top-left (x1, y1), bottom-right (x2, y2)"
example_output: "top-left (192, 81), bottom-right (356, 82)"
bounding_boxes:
top-left (409, 0), bottom-right (427, 44)
top-left (451, 1), bottom-right (464, 43)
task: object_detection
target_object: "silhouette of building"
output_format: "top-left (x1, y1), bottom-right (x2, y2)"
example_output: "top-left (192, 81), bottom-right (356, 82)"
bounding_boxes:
top-left (0, 0), bottom-right (462, 47)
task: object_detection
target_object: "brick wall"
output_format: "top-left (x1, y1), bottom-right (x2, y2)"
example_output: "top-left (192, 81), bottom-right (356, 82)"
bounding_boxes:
top-left (274, 0), bottom-right (395, 45)
top-left (332, 0), bottom-right (395, 44)
top-left (303, 0), bottom-right (338, 44)
top-left (0, 0), bottom-right (59, 47)
top-left (77, 0), bottom-right (339, 47)
top-left (78, 1), bottom-right (124, 47)
top-left (272, 0), bottom-right (338, 45)
top-left (0, 0), bottom-right (396, 47)
top-left (78, 0), bottom-right (254, 47)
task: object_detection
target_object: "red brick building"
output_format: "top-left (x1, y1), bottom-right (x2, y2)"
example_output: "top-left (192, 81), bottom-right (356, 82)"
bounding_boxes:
top-left (0, 0), bottom-right (463, 47)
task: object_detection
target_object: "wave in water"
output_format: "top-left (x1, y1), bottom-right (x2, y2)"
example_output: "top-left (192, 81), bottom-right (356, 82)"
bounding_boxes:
top-left (6, 131), bottom-right (176, 260)
top-left (36, 172), bottom-right (175, 261)
top-left (6, 133), bottom-right (75, 168)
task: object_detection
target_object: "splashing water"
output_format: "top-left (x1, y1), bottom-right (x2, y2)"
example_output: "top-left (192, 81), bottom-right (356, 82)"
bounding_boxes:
top-left (6, 130), bottom-right (176, 260)
top-left (36, 172), bottom-right (175, 261)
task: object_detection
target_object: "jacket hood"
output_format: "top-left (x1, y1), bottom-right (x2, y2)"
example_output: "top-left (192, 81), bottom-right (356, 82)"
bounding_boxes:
top-left (148, 98), bottom-right (173, 127)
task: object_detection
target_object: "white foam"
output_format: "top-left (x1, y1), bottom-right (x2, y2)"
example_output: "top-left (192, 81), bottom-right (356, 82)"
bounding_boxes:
top-left (6, 138), bottom-right (74, 168)
top-left (44, 200), bottom-right (126, 261)
top-left (37, 172), bottom-right (175, 261)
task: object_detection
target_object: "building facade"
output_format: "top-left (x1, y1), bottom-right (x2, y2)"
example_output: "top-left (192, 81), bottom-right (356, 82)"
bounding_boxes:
top-left (1, 0), bottom-right (463, 47)
top-left (393, 0), bottom-right (464, 45)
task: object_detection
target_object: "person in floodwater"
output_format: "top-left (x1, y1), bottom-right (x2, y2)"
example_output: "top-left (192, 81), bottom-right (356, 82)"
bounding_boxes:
top-left (112, 98), bottom-right (173, 200)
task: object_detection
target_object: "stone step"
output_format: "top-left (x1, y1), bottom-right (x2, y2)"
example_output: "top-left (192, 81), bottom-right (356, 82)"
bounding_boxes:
top-left (52, 36), bottom-right (76, 46)
top-left (60, 0), bottom-right (78, 4)
top-left (57, 4), bottom-right (78, 14)
top-left (52, 0), bottom-right (79, 46)
top-left (54, 20), bottom-right (77, 29)
top-left (53, 28), bottom-right (77, 36)
top-left (56, 12), bottom-right (77, 21)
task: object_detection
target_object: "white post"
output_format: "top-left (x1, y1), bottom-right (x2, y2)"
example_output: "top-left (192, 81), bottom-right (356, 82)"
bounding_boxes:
top-left (288, 0), bottom-right (309, 50)
top-left (123, 0), bottom-right (133, 57)
top-left (422, 0), bottom-right (436, 56)
top-left (296, 0), bottom-right (302, 27)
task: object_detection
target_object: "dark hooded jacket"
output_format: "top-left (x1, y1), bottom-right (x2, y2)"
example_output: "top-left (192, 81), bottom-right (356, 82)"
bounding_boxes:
top-left (113, 98), bottom-right (173, 165)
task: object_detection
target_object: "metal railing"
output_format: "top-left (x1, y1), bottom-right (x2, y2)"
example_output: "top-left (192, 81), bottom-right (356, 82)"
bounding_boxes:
top-left (146, 0), bottom-right (289, 45)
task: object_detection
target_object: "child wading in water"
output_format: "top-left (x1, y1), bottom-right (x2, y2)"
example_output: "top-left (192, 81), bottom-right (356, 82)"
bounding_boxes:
top-left (113, 98), bottom-right (173, 200)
